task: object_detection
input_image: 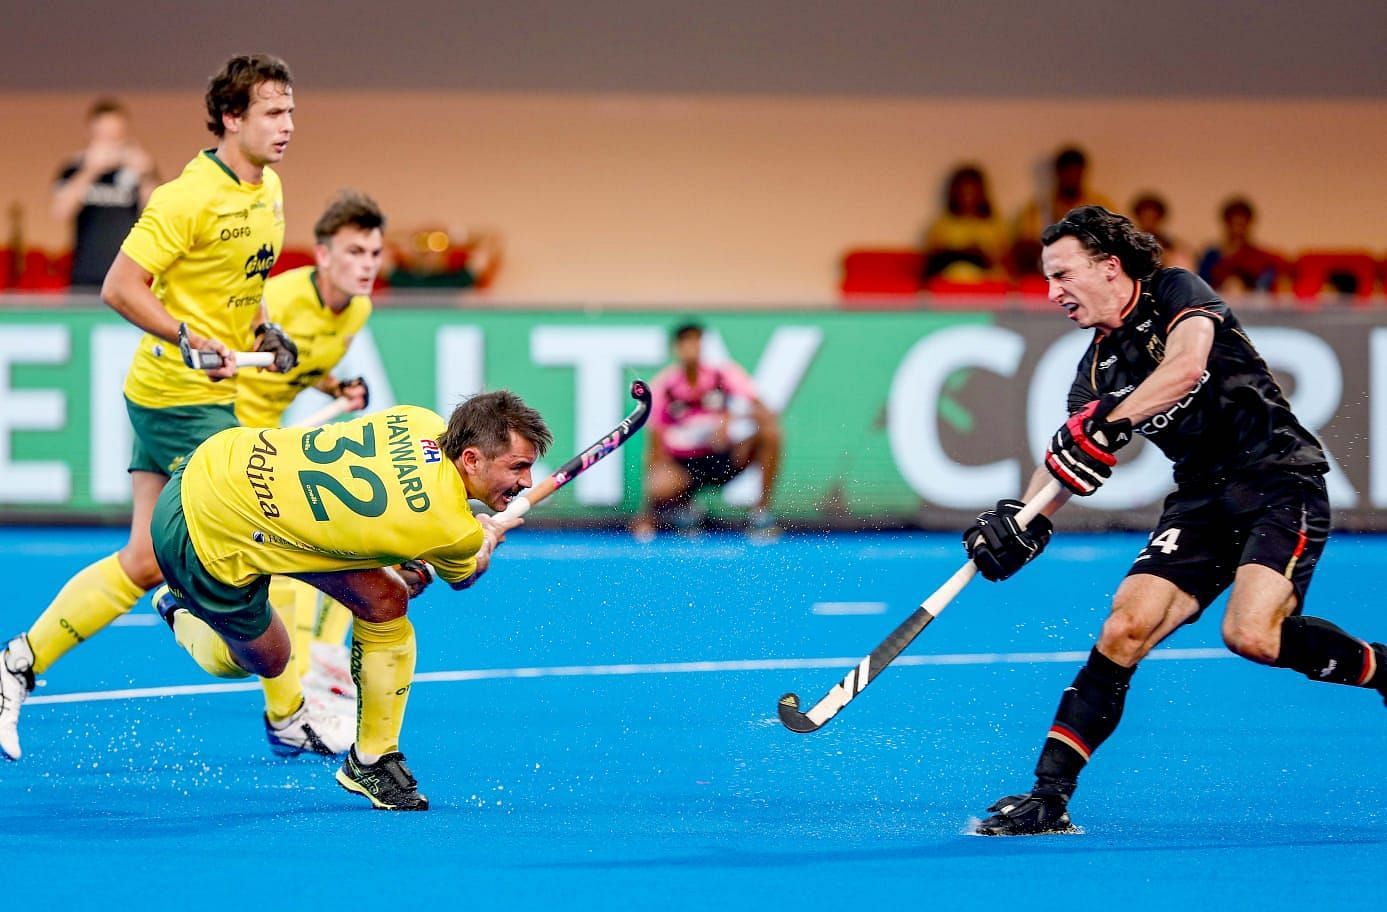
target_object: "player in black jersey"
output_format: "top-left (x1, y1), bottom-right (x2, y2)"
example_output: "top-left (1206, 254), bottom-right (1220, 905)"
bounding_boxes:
top-left (961, 205), bottom-right (1387, 836)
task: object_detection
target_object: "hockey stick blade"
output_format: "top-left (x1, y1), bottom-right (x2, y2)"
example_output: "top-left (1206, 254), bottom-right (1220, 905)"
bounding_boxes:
top-left (778, 479), bottom-right (1063, 734)
top-left (492, 379), bottom-right (652, 524)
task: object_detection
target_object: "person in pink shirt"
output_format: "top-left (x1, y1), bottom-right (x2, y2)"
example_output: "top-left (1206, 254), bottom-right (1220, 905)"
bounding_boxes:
top-left (631, 321), bottom-right (782, 541)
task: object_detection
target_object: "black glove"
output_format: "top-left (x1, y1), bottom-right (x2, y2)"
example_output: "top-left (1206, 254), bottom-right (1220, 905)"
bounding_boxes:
top-left (964, 498), bottom-right (1054, 582)
top-left (1044, 394), bottom-right (1133, 496)
top-left (336, 376), bottom-right (370, 409)
top-left (253, 321), bottom-right (299, 372)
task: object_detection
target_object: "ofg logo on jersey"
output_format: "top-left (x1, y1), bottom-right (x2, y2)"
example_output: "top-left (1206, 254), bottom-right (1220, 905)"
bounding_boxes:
top-left (244, 244), bottom-right (276, 281)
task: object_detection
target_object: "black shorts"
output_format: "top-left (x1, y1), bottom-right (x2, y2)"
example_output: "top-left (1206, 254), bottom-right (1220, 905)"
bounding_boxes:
top-left (1126, 470), bottom-right (1330, 614)
top-left (676, 453), bottom-right (744, 490)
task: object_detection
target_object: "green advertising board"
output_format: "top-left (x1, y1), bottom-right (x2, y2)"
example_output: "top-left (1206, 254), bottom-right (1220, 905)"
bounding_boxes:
top-left (2, 307), bottom-right (1385, 528)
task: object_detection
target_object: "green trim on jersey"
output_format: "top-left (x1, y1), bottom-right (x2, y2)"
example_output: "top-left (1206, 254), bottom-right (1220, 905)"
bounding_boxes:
top-left (202, 149), bottom-right (240, 184)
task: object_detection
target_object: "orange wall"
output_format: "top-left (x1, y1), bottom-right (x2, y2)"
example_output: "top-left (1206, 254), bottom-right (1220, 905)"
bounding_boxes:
top-left (4, 91), bottom-right (1384, 302)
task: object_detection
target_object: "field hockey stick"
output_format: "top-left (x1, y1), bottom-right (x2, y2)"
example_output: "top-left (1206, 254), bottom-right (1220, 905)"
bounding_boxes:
top-left (778, 477), bottom-right (1064, 733)
top-left (178, 322), bottom-right (274, 370)
top-left (491, 379), bottom-right (652, 527)
top-left (294, 396), bottom-right (354, 427)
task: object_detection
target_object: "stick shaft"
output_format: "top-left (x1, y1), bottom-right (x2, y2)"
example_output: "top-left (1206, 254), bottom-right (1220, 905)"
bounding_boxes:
top-left (780, 478), bottom-right (1063, 732)
top-left (293, 397), bottom-right (354, 428)
top-left (492, 380), bottom-right (651, 525)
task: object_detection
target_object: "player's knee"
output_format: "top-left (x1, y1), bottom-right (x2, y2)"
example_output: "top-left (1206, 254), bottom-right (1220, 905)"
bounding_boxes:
top-left (355, 577), bottom-right (409, 624)
top-left (1098, 603), bottom-right (1159, 661)
top-left (1221, 621), bottom-right (1279, 665)
top-left (117, 545), bottom-right (164, 590)
top-left (259, 652), bottom-right (290, 678)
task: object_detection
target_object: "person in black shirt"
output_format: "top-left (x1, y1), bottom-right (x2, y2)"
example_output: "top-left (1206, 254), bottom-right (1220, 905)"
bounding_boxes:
top-left (962, 205), bottom-right (1387, 836)
top-left (51, 98), bottom-right (159, 287)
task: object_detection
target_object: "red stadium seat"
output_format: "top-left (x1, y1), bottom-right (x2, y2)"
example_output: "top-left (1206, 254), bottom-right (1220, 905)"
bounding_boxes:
top-left (922, 277), bottom-right (1011, 296)
top-left (1292, 251), bottom-right (1378, 304)
top-left (269, 247), bottom-right (315, 277)
top-left (16, 249), bottom-right (70, 291)
top-left (0, 248), bottom-right (12, 289)
top-left (840, 249), bottom-right (924, 297)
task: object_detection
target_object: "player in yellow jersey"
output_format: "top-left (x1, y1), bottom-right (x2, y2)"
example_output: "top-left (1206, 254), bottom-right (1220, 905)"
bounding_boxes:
top-left (0, 55), bottom-right (307, 761)
top-left (237, 191), bottom-right (383, 729)
top-left (149, 391), bottom-right (553, 809)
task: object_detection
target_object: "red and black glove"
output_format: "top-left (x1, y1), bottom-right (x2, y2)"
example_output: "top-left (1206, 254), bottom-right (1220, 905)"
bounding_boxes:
top-left (336, 376), bottom-right (370, 410)
top-left (964, 499), bottom-right (1054, 582)
top-left (253, 322), bottom-right (299, 372)
top-left (1044, 395), bottom-right (1133, 496)
top-left (397, 559), bottom-right (435, 598)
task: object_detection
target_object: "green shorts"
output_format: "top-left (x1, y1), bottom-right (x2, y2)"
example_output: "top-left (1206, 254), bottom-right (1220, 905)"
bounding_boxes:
top-left (151, 464), bottom-right (273, 641)
top-left (126, 398), bottom-right (239, 476)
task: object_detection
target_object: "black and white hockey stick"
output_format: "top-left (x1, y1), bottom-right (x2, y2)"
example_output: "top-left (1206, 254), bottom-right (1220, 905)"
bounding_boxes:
top-left (294, 396), bottom-right (354, 427)
top-left (778, 478), bottom-right (1063, 733)
top-left (178, 322), bottom-right (274, 370)
top-left (491, 379), bottom-right (652, 526)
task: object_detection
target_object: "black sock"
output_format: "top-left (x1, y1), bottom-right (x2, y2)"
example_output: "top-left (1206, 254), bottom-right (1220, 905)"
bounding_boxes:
top-left (1275, 616), bottom-right (1384, 690)
top-left (1033, 647), bottom-right (1136, 797)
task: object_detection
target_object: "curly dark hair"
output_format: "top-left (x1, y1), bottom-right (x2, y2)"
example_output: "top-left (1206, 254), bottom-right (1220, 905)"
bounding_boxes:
top-left (438, 390), bottom-right (552, 461)
top-left (205, 54), bottom-right (293, 138)
top-left (1041, 205), bottom-right (1163, 279)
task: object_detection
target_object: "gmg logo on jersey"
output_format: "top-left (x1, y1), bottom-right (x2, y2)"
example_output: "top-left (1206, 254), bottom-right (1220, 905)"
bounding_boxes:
top-left (420, 438), bottom-right (442, 464)
top-left (244, 244), bottom-right (276, 281)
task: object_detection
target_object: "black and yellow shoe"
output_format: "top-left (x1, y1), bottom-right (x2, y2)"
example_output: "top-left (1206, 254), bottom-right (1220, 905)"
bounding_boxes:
top-left (336, 746), bottom-right (430, 810)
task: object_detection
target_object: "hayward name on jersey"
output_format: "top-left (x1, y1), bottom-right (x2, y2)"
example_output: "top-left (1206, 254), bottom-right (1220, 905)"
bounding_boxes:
top-left (121, 151), bottom-right (286, 408)
top-left (181, 405), bottom-right (481, 586)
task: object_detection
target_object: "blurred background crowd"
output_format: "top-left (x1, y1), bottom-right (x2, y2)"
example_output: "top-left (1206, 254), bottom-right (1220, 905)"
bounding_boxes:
top-left (1, 0), bottom-right (1382, 308)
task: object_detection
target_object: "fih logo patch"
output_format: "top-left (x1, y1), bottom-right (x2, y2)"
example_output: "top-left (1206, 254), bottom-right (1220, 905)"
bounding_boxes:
top-left (420, 438), bottom-right (442, 464)
top-left (244, 244), bottom-right (276, 281)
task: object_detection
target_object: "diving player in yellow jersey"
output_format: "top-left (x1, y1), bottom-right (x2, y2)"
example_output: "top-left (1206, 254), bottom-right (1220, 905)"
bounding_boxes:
top-left (150, 392), bottom-right (553, 809)
top-left (0, 55), bottom-right (303, 761)
top-left (237, 191), bottom-right (383, 725)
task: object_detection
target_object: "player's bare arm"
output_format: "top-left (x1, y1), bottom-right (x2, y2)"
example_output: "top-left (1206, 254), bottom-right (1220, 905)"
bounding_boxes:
top-left (101, 251), bottom-right (235, 380)
top-left (1106, 316), bottom-right (1215, 425)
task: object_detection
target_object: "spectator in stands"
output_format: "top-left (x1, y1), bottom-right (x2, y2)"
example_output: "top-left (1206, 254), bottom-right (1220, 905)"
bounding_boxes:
top-left (1130, 192), bottom-right (1193, 270)
top-left (1198, 197), bottom-right (1288, 293)
top-left (386, 225), bottom-right (502, 289)
top-left (51, 98), bottom-right (159, 287)
top-left (921, 165), bottom-right (1008, 283)
top-left (1011, 146), bottom-right (1115, 277)
top-left (631, 321), bottom-right (783, 543)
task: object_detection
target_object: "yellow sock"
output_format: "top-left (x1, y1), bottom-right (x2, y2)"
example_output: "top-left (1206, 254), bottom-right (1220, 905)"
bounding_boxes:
top-left (28, 553), bottom-right (145, 674)
top-left (272, 577), bottom-right (319, 679)
top-left (352, 615), bottom-right (416, 757)
top-left (171, 610), bottom-right (251, 679)
top-left (314, 597), bottom-right (353, 647)
top-left (260, 581), bottom-right (304, 721)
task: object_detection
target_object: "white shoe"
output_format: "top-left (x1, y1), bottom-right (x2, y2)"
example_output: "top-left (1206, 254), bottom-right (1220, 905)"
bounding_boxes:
top-left (303, 641), bottom-right (356, 703)
top-left (264, 698), bottom-right (354, 757)
top-left (0, 635), bottom-right (36, 761)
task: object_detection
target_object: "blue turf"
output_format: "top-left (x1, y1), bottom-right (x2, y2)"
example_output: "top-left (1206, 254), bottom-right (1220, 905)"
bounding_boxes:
top-left (3, 527), bottom-right (1385, 907)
